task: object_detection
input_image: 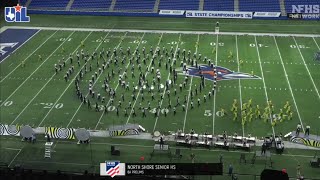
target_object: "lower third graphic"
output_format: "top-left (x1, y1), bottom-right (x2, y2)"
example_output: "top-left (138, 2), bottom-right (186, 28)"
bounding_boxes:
top-left (100, 161), bottom-right (125, 177)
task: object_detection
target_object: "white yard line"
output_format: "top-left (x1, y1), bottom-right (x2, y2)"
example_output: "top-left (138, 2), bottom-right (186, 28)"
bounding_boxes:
top-left (8, 147), bottom-right (23, 167)
top-left (274, 36), bottom-right (305, 132)
top-left (1, 31), bottom-right (58, 83)
top-left (313, 37), bottom-right (320, 50)
top-left (0, 31), bottom-right (75, 107)
top-left (0, 26), bottom-right (8, 33)
top-left (11, 32), bottom-right (93, 125)
top-left (235, 35), bottom-right (244, 137)
top-left (94, 32), bottom-right (148, 129)
top-left (125, 34), bottom-right (165, 125)
top-left (254, 36), bottom-right (276, 137)
top-left (292, 37), bottom-right (320, 101)
top-left (5, 26), bottom-right (320, 37)
top-left (152, 34), bottom-right (181, 132)
top-left (212, 33), bottom-right (218, 135)
top-left (65, 32), bottom-right (128, 128)
top-left (4, 147), bottom-right (21, 151)
top-left (37, 31), bottom-right (113, 127)
top-left (182, 34), bottom-right (199, 132)
top-left (0, 29), bottom-right (41, 64)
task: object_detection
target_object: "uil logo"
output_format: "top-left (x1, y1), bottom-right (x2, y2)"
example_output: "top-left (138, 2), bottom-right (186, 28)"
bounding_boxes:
top-left (5, 4), bottom-right (30, 22)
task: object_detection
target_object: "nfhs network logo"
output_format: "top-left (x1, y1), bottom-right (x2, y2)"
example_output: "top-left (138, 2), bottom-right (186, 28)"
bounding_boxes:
top-left (5, 4), bottom-right (30, 22)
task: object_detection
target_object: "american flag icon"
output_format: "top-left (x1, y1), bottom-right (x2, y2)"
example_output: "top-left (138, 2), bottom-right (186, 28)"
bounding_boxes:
top-left (106, 161), bottom-right (120, 178)
top-left (100, 161), bottom-right (125, 177)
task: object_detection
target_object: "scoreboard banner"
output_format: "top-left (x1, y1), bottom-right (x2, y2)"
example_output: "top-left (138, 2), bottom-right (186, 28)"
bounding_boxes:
top-left (186, 10), bottom-right (252, 19)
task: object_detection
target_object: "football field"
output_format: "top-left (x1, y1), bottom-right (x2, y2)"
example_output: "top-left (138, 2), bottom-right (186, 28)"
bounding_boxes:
top-left (1, 26), bottom-right (320, 138)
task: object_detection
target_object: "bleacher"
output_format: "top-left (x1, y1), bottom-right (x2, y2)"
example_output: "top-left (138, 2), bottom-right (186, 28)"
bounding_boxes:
top-left (28, 0), bottom-right (70, 9)
top-left (114, 0), bottom-right (156, 12)
top-left (204, 0), bottom-right (234, 11)
top-left (71, 0), bottom-right (112, 10)
top-left (159, 0), bottom-right (199, 10)
top-left (19, 0), bottom-right (28, 6)
top-left (24, 0), bottom-right (316, 16)
top-left (285, 0), bottom-right (319, 13)
top-left (239, 0), bottom-right (281, 12)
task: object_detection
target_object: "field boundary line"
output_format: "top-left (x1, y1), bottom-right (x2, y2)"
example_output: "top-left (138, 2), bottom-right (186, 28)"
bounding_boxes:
top-left (4, 26), bottom-right (320, 37)
top-left (11, 32), bottom-right (93, 125)
top-left (274, 36), bottom-right (305, 132)
top-left (235, 35), bottom-right (244, 137)
top-left (0, 29), bottom-right (41, 64)
top-left (1, 31), bottom-right (58, 83)
top-left (152, 34), bottom-right (181, 132)
top-left (94, 32), bottom-right (148, 129)
top-left (0, 31), bottom-right (75, 107)
top-left (292, 37), bottom-right (320, 101)
top-left (254, 36), bottom-right (275, 137)
top-left (182, 34), bottom-right (199, 132)
top-left (125, 33), bottom-right (164, 126)
top-left (65, 31), bottom-right (127, 128)
top-left (3, 147), bottom-right (21, 151)
top-left (37, 30), bottom-right (113, 127)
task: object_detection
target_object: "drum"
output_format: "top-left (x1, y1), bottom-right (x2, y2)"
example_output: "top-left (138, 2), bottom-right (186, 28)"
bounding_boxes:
top-left (154, 131), bottom-right (161, 137)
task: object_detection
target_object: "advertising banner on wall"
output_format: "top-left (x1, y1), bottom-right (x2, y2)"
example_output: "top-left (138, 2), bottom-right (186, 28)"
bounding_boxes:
top-left (159, 10), bottom-right (185, 15)
top-left (253, 12), bottom-right (281, 17)
top-left (185, 10), bottom-right (252, 19)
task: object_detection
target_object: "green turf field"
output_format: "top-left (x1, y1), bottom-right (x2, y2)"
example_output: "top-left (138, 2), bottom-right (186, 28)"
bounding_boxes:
top-left (1, 15), bottom-right (320, 179)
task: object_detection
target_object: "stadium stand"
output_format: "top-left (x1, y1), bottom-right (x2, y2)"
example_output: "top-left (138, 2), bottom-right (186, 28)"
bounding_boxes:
top-left (28, 0), bottom-right (70, 9)
top-left (158, 0), bottom-right (199, 10)
top-left (239, 0), bottom-right (281, 12)
top-left (114, 0), bottom-right (156, 12)
top-left (71, 0), bottom-right (112, 10)
top-left (19, 0), bottom-right (28, 6)
top-left (204, 0), bottom-right (234, 11)
top-left (285, 0), bottom-right (319, 13)
top-left (24, 0), bottom-right (316, 15)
